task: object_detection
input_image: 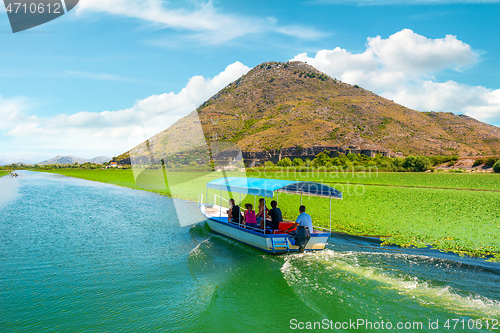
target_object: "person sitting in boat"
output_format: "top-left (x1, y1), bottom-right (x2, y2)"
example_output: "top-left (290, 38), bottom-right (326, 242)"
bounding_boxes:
top-left (243, 203), bottom-right (258, 229)
top-left (266, 200), bottom-right (283, 229)
top-left (256, 198), bottom-right (269, 227)
top-left (285, 205), bottom-right (313, 233)
top-left (227, 199), bottom-right (243, 224)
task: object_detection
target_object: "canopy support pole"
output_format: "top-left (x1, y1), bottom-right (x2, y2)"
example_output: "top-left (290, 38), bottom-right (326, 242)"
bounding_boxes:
top-left (254, 196), bottom-right (256, 211)
top-left (329, 197), bottom-right (332, 235)
top-left (277, 192), bottom-right (279, 206)
top-left (219, 190), bottom-right (222, 218)
top-left (263, 198), bottom-right (266, 234)
top-left (300, 193), bottom-right (302, 205)
top-left (206, 188), bottom-right (208, 205)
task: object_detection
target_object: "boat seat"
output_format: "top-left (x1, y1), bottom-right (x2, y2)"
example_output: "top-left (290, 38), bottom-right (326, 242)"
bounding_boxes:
top-left (277, 222), bottom-right (296, 233)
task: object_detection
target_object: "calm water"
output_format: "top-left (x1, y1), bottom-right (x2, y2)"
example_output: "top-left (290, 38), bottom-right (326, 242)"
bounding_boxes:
top-left (1, 171), bottom-right (499, 332)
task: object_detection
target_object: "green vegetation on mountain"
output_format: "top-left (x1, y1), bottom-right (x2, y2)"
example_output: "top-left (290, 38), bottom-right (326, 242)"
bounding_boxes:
top-left (198, 61), bottom-right (500, 155)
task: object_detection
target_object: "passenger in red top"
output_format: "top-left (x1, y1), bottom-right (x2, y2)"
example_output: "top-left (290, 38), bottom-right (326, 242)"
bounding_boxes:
top-left (244, 203), bottom-right (258, 229)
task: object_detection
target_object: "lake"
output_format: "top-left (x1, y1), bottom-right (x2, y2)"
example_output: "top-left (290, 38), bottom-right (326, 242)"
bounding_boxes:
top-left (1, 171), bottom-right (499, 332)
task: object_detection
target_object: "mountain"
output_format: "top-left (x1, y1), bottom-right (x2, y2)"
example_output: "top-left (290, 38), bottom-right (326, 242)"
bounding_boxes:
top-left (88, 156), bottom-right (110, 164)
top-left (7, 162), bottom-right (33, 166)
top-left (38, 155), bottom-right (110, 165)
top-left (117, 61), bottom-right (500, 164)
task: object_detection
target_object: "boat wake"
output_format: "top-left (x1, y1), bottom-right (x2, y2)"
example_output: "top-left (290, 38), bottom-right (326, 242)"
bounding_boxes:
top-left (281, 249), bottom-right (500, 324)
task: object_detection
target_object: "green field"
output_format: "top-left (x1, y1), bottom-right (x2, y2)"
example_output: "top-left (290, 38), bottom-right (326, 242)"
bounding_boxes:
top-left (0, 171), bottom-right (9, 178)
top-left (42, 169), bottom-right (146, 190)
top-left (40, 169), bottom-right (500, 260)
top-left (249, 168), bottom-right (500, 191)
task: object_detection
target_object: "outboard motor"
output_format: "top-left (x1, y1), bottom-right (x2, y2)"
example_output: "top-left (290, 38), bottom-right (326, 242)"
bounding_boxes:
top-left (293, 226), bottom-right (311, 253)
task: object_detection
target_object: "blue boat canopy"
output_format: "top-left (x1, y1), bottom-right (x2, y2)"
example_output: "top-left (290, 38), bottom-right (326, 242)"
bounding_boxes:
top-left (206, 177), bottom-right (342, 199)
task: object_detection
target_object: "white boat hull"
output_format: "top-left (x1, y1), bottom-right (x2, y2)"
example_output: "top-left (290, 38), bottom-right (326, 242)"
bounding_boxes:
top-left (201, 204), bottom-right (329, 254)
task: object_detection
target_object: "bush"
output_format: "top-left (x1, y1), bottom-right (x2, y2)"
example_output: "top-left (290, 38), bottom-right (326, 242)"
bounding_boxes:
top-left (485, 157), bottom-right (499, 167)
top-left (292, 158), bottom-right (304, 167)
top-left (264, 161), bottom-right (275, 167)
top-left (313, 151), bottom-right (331, 167)
top-left (379, 160), bottom-right (395, 171)
top-left (403, 156), bottom-right (432, 172)
top-left (277, 157), bottom-right (292, 167)
top-left (473, 158), bottom-right (485, 167)
top-left (347, 153), bottom-right (357, 161)
top-left (430, 155), bottom-right (459, 166)
top-left (330, 157), bottom-right (343, 166)
top-left (493, 160), bottom-right (500, 173)
top-left (392, 157), bottom-right (405, 167)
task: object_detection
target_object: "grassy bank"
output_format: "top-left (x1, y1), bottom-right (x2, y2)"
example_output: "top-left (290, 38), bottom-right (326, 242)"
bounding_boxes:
top-left (40, 169), bottom-right (500, 260)
top-left (0, 171), bottom-right (9, 178)
top-left (42, 169), bottom-right (148, 190)
top-left (249, 168), bottom-right (500, 190)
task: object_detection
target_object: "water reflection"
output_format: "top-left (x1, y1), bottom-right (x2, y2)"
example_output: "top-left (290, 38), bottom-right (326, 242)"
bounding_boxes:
top-left (0, 172), bottom-right (20, 208)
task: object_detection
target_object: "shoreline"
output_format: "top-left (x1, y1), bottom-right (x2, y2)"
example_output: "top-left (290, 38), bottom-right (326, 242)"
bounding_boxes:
top-left (34, 169), bottom-right (500, 262)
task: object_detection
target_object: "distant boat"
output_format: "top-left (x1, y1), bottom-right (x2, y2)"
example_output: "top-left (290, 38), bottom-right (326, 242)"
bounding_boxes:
top-left (199, 177), bottom-right (342, 254)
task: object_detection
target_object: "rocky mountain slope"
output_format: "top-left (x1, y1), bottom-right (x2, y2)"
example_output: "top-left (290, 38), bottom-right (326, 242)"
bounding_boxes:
top-left (117, 61), bottom-right (500, 164)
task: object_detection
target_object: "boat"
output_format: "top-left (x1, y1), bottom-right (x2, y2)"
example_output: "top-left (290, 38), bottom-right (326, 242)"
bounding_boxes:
top-left (199, 177), bottom-right (342, 254)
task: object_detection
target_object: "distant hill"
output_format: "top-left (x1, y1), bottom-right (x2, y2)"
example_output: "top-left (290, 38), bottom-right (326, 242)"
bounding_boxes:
top-left (38, 155), bottom-right (110, 165)
top-left (117, 61), bottom-right (500, 165)
top-left (8, 162), bottom-right (33, 166)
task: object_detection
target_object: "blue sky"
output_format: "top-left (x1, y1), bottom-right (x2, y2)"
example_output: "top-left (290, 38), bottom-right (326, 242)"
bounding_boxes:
top-left (1, 0), bottom-right (499, 164)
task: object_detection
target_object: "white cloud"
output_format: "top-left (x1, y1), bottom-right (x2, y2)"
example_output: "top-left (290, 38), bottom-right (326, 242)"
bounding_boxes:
top-left (384, 81), bottom-right (500, 123)
top-left (0, 96), bottom-right (37, 131)
top-left (66, 70), bottom-right (141, 82)
top-left (75, 0), bottom-right (325, 43)
top-left (367, 29), bottom-right (477, 72)
top-left (0, 61), bottom-right (250, 164)
top-left (293, 29), bottom-right (477, 87)
top-left (291, 29), bottom-right (500, 123)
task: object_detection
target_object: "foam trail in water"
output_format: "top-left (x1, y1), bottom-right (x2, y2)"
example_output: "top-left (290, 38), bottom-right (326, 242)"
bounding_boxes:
top-left (281, 249), bottom-right (500, 320)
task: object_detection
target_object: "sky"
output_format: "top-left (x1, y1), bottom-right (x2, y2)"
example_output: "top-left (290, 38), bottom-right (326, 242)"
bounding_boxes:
top-left (0, 0), bottom-right (499, 164)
